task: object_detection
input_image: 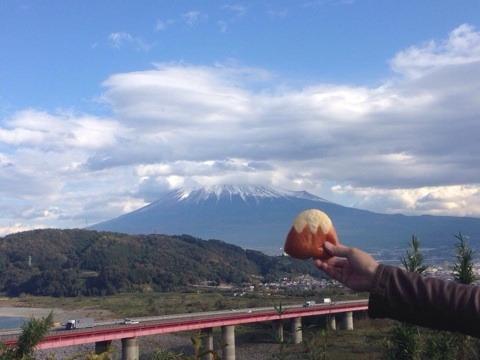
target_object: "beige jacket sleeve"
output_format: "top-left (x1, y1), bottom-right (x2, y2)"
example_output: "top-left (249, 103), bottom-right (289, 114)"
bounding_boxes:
top-left (368, 264), bottom-right (480, 337)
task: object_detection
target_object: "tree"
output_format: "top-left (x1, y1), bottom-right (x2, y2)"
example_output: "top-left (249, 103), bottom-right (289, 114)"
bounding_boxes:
top-left (401, 235), bottom-right (427, 275)
top-left (15, 311), bottom-right (54, 359)
top-left (0, 312), bottom-right (54, 359)
top-left (383, 323), bottom-right (421, 360)
top-left (453, 232), bottom-right (475, 285)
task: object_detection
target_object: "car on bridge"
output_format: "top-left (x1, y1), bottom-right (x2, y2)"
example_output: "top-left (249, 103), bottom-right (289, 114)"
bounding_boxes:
top-left (123, 318), bottom-right (139, 325)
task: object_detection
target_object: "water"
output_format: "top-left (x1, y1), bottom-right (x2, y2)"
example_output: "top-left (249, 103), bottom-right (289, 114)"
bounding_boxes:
top-left (0, 316), bottom-right (25, 329)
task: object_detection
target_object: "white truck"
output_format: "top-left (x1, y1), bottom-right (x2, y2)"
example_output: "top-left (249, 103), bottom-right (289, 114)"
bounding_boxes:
top-left (304, 298), bottom-right (332, 307)
top-left (65, 318), bottom-right (94, 330)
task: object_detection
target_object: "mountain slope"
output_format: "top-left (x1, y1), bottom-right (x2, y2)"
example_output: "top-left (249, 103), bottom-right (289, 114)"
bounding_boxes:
top-left (0, 229), bottom-right (322, 297)
top-left (89, 185), bottom-right (480, 255)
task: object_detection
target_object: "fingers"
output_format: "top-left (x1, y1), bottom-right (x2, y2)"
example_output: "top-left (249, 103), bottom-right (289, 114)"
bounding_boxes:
top-left (314, 256), bottom-right (347, 270)
top-left (314, 259), bottom-right (344, 281)
top-left (324, 241), bottom-right (350, 257)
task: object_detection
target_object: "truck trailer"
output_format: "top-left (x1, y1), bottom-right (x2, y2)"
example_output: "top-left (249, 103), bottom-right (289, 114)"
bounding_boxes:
top-left (65, 318), bottom-right (94, 330)
top-left (303, 301), bottom-right (316, 307)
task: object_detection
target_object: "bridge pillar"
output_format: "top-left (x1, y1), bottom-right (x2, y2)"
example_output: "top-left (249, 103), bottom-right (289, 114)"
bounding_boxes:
top-left (273, 320), bottom-right (284, 343)
top-left (221, 325), bottom-right (235, 360)
top-left (121, 337), bottom-right (139, 360)
top-left (341, 312), bottom-right (353, 330)
top-left (328, 315), bottom-right (336, 330)
top-left (291, 317), bottom-right (302, 344)
top-left (200, 327), bottom-right (214, 360)
top-left (95, 340), bottom-right (112, 358)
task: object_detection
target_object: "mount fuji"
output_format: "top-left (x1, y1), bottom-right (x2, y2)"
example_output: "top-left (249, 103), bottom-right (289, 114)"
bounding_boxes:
top-left (88, 185), bottom-right (480, 256)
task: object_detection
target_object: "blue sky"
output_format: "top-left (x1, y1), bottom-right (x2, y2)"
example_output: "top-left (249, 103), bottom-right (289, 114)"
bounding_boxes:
top-left (1, 1), bottom-right (479, 236)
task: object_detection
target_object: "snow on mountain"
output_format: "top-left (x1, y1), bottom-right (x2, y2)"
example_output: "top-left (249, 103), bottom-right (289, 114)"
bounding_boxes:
top-left (89, 185), bottom-right (480, 256)
top-left (173, 185), bottom-right (289, 203)
top-left (165, 185), bottom-right (329, 205)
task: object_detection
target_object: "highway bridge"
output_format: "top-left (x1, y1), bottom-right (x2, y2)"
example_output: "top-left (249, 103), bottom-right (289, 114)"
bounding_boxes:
top-left (1, 299), bottom-right (368, 360)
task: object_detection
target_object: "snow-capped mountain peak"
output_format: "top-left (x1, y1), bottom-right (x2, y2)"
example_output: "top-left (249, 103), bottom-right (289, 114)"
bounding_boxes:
top-left (175, 185), bottom-right (288, 203)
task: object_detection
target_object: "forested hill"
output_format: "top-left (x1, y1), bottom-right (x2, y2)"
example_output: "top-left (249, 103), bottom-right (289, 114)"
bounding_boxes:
top-left (0, 229), bottom-right (323, 297)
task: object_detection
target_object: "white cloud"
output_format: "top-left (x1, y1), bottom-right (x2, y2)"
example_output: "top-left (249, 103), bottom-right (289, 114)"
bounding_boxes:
top-left (155, 19), bottom-right (175, 31)
top-left (108, 31), bottom-right (154, 51)
top-left (218, 4), bottom-right (248, 33)
top-left (390, 24), bottom-right (480, 78)
top-left (333, 185), bottom-right (480, 217)
top-left (0, 223), bottom-right (47, 237)
top-left (1, 24), bottom-right (480, 236)
top-left (181, 11), bottom-right (206, 26)
top-left (223, 4), bottom-right (247, 17)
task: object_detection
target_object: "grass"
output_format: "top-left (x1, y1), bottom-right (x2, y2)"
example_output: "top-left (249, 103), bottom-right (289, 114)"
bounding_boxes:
top-left (1, 288), bottom-right (366, 319)
top-left (324, 316), bottom-right (394, 359)
top-left (231, 315), bottom-right (396, 359)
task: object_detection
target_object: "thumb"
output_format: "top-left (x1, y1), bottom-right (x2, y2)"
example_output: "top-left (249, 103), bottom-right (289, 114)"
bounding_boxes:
top-left (324, 242), bottom-right (349, 257)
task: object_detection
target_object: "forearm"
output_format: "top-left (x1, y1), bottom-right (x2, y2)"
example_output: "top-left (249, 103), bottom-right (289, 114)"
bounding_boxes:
top-left (368, 264), bottom-right (480, 337)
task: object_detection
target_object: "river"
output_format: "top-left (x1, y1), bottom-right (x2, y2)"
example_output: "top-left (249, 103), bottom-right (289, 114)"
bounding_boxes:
top-left (0, 316), bottom-right (25, 330)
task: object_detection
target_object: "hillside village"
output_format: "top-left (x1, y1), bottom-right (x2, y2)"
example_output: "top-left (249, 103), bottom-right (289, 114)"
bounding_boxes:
top-left (202, 260), bottom-right (480, 299)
